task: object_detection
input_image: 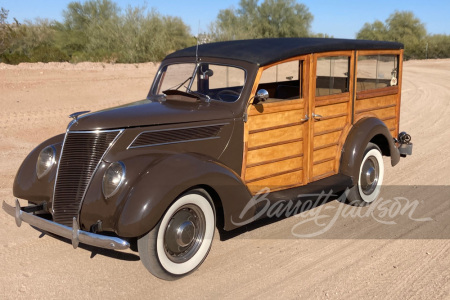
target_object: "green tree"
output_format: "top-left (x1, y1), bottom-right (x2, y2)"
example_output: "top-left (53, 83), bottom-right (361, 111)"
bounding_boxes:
top-left (211, 0), bottom-right (313, 41)
top-left (58, 0), bottom-right (121, 61)
top-left (357, 11), bottom-right (427, 59)
top-left (425, 34), bottom-right (450, 59)
top-left (357, 21), bottom-right (387, 41)
top-left (0, 7), bottom-right (17, 57)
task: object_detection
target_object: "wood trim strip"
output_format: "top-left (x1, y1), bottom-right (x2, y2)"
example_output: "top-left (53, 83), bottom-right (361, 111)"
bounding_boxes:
top-left (313, 142), bottom-right (339, 151)
top-left (315, 97), bottom-right (349, 107)
top-left (313, 157), bottom-right (335, 165)
top-left (355, 103), bottom-right (397, 114)
top-left (320, 112), bottom-right (348, 121)
top-left (315, 92), bottom-right (350, 105)
top-left (249, 121), bottom-right (303, 134)
top-left (314, 50), bottom-right (353, 58)
top-left (246, 167), bottom-right (303, 184)
top-left (389, 127), bottom-right (396, 132)
top-left (248, 100), bottom-right (304, 116)
top-left (241, 67), bottom-right (264, 180)
top-left (246, 154), bottom-right (303, 168)
top-left (357, 49), bottom-right (403, 56)
top-left (248, 138), bottom-right (303, 151)
top-left (314, 126), bottom-right (344, 137)
top-left (356, 86), bottom-right (399, 100)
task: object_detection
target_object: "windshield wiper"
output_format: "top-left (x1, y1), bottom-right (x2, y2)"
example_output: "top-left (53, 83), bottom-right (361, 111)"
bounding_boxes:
top-left (167, 76), bottom-right (192, 91)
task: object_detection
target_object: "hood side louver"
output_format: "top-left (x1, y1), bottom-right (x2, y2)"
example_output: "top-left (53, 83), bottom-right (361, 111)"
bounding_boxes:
top-left (129, 124), bottom-right (225, 149)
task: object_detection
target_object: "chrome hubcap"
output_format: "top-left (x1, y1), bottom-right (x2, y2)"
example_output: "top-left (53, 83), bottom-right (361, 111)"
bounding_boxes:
top-left (164, 204), bottom-right (205, 263)
top-left (361, 156), bottom-right (379, 195)
top-left (176, 220), bottom-right (195, 247)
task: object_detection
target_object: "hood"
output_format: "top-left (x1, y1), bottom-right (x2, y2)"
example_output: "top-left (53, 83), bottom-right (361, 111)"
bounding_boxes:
top-left (68, 99), bottom-right (235, 131)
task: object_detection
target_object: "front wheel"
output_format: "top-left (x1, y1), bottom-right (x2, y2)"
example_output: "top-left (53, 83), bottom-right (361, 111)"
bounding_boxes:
top-left (138, 189), bottom-right (215, 280)
top-left (346, 142), bottom-right (384, 206)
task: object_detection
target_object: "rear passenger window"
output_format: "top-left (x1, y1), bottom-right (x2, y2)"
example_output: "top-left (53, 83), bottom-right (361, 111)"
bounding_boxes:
top-left (357, 55), bottom-right (399, 92)
top-left (258, 60), bottom-right (302, 101)
top-left (316, 56), bottom-right (350, 97)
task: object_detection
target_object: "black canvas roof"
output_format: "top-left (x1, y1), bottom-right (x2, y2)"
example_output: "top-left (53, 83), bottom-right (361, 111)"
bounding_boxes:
top-left (165, 38), bottom-right (404, 66)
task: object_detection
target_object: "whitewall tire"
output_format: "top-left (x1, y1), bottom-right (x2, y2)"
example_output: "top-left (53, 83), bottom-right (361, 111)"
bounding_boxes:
top-left (346, 143), bottom-right (384, 206)
top-left (138, 189), bottom-right (215, 280)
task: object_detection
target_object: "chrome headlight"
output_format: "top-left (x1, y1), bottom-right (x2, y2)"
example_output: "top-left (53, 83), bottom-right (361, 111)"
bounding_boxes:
top-left (102, 161), bottom-right (126, 199)
top-left (36, 145), bottom-right (56, 179)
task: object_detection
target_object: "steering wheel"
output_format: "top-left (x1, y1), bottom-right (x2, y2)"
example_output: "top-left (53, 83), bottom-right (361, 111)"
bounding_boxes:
top-left (217, 89), bottom-right (241, 102)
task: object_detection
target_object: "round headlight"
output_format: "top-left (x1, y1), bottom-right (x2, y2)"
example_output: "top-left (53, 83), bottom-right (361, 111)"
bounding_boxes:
top-left (102, 161), bottom-right (126, 199)
top-left (36, 145), bottom-right (56, 179)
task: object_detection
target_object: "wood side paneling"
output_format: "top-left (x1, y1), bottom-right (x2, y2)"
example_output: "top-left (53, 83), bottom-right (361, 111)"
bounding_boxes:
top-left (246, 156), bottom-right (303, 182)
top-left (315, 101), bottom-right (348, 117)
top-left (249, 110), bottom-right (301, 132)
top-left (313, 145), bottom-right (339, 163)
top-left (314, 116), bottom-right (347, 135)
top-left (247, 170), bottom-right (303, 194)
top-left (314, 131), bottom-right (341, 149)
top-left (355, 94), bottom-right (397, 112)
top-left (248, 125), bottom-right (303, 149)
top-left (247, 141), bottom-right (303, 166)
top-left (312, 160), bottom-right (335, 179)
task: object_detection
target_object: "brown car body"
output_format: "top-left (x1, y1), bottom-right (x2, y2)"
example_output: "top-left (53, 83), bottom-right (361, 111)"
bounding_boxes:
top-left (3, 38), bottom-right (412, 279)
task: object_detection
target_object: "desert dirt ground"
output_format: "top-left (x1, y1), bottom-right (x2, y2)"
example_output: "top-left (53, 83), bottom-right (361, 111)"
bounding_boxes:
top-left (0, 59), bottom-right (449, 299)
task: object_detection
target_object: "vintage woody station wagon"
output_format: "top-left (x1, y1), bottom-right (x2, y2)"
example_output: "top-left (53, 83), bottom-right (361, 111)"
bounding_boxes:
top-left (3, 38), bottom-right (412, 280)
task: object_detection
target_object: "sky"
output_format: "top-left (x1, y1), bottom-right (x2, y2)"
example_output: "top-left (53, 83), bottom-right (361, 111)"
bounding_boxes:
top-left (1, 0), bottom-right (449, 39)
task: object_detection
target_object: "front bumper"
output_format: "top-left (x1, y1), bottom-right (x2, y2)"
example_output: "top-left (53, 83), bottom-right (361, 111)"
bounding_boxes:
top-left (2, 199), bottom-right (130, 251)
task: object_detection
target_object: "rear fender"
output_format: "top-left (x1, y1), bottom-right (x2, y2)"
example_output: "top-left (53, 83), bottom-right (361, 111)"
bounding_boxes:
top-left (339, 117), bottom-right (400, 184)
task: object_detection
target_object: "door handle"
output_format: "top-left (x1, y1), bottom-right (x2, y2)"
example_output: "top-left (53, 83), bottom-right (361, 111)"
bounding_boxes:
top-left (312, 113), bottom-right (322, 120)
top-left (301, 115), bottom-right (309, 122)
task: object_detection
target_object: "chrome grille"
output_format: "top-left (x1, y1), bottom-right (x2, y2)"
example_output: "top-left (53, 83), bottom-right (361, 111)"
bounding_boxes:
top-left (52, 130), bottom-right (120, 226)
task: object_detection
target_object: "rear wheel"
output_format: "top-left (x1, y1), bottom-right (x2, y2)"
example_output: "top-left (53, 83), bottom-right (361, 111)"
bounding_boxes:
top-left (346, 143), bottom-right (384, 206)
top-left (138, 189), bottom-right (215, 280)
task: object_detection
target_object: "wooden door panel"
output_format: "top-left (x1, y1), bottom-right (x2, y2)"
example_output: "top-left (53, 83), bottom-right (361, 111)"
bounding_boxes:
top-left (243, 57), bottom-right (308, 194)
top-left (310, 52), bottom-right (354, 180)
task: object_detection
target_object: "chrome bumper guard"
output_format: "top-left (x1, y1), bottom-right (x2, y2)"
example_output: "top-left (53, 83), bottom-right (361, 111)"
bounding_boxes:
top-left (2, 199), bottom-right (130, 251)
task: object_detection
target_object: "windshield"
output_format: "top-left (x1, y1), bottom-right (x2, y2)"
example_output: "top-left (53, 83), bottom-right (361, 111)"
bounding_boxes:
top-left (152, 63), bottom-right (246, 102)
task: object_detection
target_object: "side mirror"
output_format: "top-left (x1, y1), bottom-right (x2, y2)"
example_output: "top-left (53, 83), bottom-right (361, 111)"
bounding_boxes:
top-left (253, 89), bottom-right (269, 104)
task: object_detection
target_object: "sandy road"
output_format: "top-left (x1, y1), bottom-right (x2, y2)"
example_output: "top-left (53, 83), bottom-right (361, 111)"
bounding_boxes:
top-left (0, 60), bottom-right (449, 299)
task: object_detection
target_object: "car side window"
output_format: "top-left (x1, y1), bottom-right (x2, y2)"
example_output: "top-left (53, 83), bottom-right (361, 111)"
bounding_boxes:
top-left (357, 55), bottom-right (399, 92)
top-left (257, 60), bottom-right (302, 102)
top-left (316, 56), bottom-right (350, 97)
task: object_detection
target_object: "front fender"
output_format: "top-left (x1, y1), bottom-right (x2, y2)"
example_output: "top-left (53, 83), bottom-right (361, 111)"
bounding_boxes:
top-left (115, 153), bottom-right (253, 237)
top-left (340, 117), bottom-right (400, 184)
top-left (13, 134), bottom-right (65, 204)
